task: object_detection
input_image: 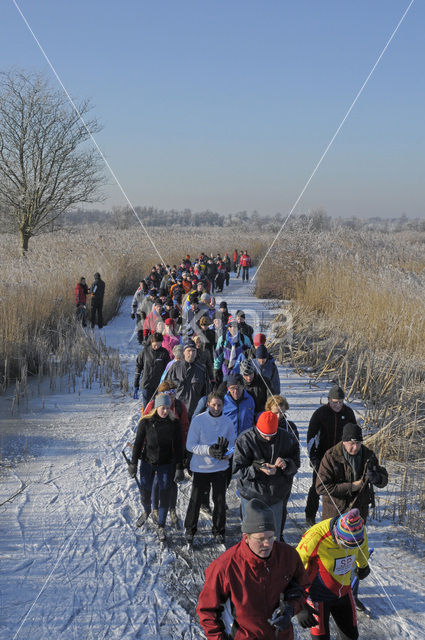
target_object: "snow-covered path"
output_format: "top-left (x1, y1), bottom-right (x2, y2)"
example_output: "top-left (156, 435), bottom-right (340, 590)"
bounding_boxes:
top-left (1, 273), bottom-right (424, 640)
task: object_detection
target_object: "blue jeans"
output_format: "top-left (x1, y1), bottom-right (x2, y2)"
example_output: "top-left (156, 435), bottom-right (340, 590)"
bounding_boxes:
top-left (151, 463), bottom-right (177, 510)
top-left (240, 496), bottom-right (283, 539)
top-left (139, 461), bottom-right (174, 527)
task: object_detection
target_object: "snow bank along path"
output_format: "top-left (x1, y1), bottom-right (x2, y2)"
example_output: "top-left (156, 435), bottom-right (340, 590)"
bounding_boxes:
top-left (0, 272), bottom-right (424, 640)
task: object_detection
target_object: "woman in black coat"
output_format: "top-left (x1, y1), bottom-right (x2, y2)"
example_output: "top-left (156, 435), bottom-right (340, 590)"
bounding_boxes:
top-left (128, 394), bottom-right (184, 541)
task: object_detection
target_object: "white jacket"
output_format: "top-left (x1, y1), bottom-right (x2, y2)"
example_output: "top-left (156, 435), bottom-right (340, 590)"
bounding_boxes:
top-left (186, 410), bottom-right (236, 473)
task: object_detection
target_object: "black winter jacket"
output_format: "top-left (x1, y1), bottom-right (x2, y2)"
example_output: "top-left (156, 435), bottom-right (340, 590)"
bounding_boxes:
top-left (131, 414), bottom-right (183, 466)
top-left (306, 403), bottom-right (356, 463)
top-left (242, 373), bottom-right (270, 416)
top-left (233, 427), bottom-right (299, 505)
top-left (91, 277), bottom-right (105, 304)
top-left (165, 358), bottom-right (209, 418)
top-left (134, 345), bottom-right (170, 397)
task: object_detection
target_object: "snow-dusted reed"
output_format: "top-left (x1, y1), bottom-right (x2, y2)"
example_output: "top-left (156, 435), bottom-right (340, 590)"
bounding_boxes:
top-left (259, 228), bottom-right (425, 533)
top-left (0, 225), bottom-right (273, 387)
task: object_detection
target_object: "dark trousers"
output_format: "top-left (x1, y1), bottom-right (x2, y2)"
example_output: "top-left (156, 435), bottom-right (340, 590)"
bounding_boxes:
top-left (242, 266), bottom-right (249, 281)
top-left (306, 469), bottom-right (320, 520)
top-left (184, 470), bottom-right (227, 536)
top-left (91, 302), bottom-right (103, 328)
top-left (308, 593), bottom-right (358, 639)
top-left (139, 461), bottom-right (174, 527)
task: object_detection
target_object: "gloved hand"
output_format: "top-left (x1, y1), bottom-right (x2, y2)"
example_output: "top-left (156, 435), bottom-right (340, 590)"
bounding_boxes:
top-left (366, 469), bottom-right (381, 485)
top-left (133, 387), bottom-right (139, 400)
top-left (268, 600), bottom-right (294, 631)
top-left (209, 437), bottom-right (229, 459)
top-left (217, 437), bottom-right (229, 457)
top-left (252, 459), bottom-right (267, 471)
top-left (209, 444), bottom-right (224, 459)
top-left (131, 313), bottom-right (136, 320)
top-left (296, 603), bottom-right (317, 629)
top-left (174, 468), bottom-right (185, 483)
top-left (284, 578), bottom-right (305, 602)
top-left (127, 463), bottom-right (137, 478)
top-left (357, 565), bottom-right (370, 580)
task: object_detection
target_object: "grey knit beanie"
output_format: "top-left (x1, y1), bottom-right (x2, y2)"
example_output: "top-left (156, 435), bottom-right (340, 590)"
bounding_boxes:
top-left (154, 394), bottom-right (171, 409)
top-left (241, 499), bottom-right (276, 534)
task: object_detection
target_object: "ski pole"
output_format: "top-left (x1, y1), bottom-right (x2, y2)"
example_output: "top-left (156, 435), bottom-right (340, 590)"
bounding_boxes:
top-left (122, 449), bottom-right (142, 493)
top-left (351, 547), bottom-right (374, 591)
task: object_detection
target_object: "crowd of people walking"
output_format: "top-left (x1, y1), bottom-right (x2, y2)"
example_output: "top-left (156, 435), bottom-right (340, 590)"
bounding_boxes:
top-left (82, 249), bottom-right (388, 640)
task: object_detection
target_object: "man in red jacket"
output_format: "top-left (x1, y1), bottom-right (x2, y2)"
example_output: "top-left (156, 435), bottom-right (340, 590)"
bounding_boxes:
top-left (197, 499), bottom-right (312, 639)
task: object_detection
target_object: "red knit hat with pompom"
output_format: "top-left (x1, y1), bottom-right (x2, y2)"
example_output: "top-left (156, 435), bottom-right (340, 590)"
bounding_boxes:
top-left (256, 411), bottom-right (278, 436)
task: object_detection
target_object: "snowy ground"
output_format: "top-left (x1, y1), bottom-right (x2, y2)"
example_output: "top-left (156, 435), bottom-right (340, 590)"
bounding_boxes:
top-left (1, 272), bottom-right (424, 640)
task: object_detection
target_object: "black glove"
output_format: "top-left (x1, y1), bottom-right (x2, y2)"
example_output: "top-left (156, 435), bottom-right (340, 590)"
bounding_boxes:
top-left (131, 313), bottom-right (136, 319)
top-left (296, 603), bottom-right (317, 629)
top-left (357, 565), bottom-right (370, 580)
top-left (366, 469), bottom-right (381, 485)
top-left (217, 436), bottom-right (229, 456)
top-left (252, 459), bottom-right (267, 471)
top-left (209, 437), bottom-right (229, 459)
top-left (284, 579), bottom-right (305, 602)
top-left (127, 463), bottom-right (137, 478)
top-left (268, 600), bottom-right (294, 631)
top-left (174, 468), bottom-right (185, 483)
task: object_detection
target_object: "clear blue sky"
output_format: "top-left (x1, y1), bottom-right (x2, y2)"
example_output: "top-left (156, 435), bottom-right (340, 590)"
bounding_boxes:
top-left (1, 1), bottom-right (424, 218)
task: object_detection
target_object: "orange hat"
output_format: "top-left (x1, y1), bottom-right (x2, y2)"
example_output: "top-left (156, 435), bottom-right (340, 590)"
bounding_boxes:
top-left (256, 411), bottom-right (278, 436)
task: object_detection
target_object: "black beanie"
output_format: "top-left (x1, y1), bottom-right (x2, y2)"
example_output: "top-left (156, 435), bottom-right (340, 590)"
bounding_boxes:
top-left (256, 345), bottom-right (268, 359)
top-left (241, 499), bottom-right (276, 534)
top-left (328, 385), bottom-right (345, 400)
top-left (342, 423), bottom-right (363, 442)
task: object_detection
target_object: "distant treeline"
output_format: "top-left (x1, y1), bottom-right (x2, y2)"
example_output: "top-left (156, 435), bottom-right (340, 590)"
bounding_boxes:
top-left (63, 207), bottom-right (425, 233)
top-left (2, 204), bottom-right (424, 234)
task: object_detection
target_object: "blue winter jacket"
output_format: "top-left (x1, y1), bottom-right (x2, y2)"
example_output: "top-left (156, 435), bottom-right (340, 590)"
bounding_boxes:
top-left (223, 390), bottom-right (255, 438)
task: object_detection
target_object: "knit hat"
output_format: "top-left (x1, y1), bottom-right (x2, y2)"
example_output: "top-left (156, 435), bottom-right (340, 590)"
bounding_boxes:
top-left (164, 318), bottom-right (175, 327)
top-left (240, 359), bottom-right (255, 376)
top-left (328, 385), bottom-right (345, 400)
top-left (253, 333), bottom-right (266, 347)
top-left (200, 293), bottom-right (211, 303)
top-left (334, 509), bottom-right (365, 548)
top-left (154, 394), bottom-right (171, 409)
top-left (183, 339), bottom-right (197, 350)
top-left (227, 373), bottom-right (243, 387)
top-left (342, 423), bottom-right (363, 442)
top-left (227, 316), bottom-right (238, 327)
top-left (219, 301), bottom-right (228, 309)
top-left (241, 498), bottom-right (276, 534)
top-left (256, 411), bottom-right (278, 436)
top-left (256, 345), bottom-right (268, 359)
top-left (151, 332), bottom-right (163, 342)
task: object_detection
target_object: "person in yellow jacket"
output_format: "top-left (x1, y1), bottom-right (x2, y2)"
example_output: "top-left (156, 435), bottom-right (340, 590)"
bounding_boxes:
top-left (296, 508), bottom-right (370, 640)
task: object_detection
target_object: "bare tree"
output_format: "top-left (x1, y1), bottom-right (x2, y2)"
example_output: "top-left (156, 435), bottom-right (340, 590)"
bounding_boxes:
top-left (0, 70), bottom-right (106, 253)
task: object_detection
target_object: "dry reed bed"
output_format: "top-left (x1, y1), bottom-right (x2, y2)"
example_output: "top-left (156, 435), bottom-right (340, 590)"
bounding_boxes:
top-left (0, 225), bottom-right (273, 388)
top-left (258, 227), bottom-right (425, 534)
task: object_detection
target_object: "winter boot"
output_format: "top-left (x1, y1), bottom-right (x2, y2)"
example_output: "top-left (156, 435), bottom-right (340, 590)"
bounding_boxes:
top-left (169, 509), bottom-right (179, 526)
top-left (151, 509), bottom-right (159, 524)
top-left (157, 526), bottom-right (166, 542)
top-left (136, 511), bottom-right (150, 528)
